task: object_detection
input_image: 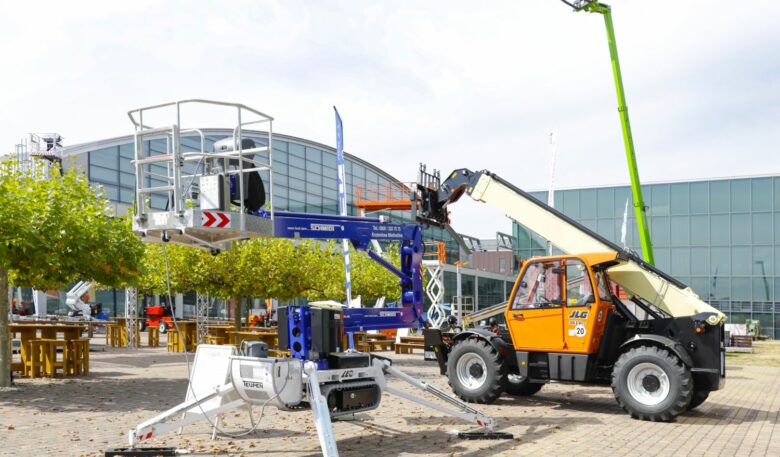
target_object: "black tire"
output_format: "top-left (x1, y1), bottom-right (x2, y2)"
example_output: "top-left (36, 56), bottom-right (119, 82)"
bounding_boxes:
top-left (158, 322), bottom-right (167, 334)
top-left (446, 338), bottom-right (505, 404)
top-left (504, 374), bottom-right (543, 396)
top-left (139, 320), bottom-right (147, 332)
top-left (612, 345), bottom-right (693, 422)
top-left (688, 390), bottom-right (709, 410)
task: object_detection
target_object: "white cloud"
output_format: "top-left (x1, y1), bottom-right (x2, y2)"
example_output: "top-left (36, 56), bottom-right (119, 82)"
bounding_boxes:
top-left (1, 0), bottom-right (778, 237)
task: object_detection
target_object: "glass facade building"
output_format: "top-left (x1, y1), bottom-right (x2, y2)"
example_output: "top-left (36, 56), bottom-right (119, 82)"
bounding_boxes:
top-left (513, 176), bottom-right (780, 338)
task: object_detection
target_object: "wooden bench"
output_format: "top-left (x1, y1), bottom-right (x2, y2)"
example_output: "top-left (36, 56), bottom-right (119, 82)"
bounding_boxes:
top-left (204, 335), bottom-right (226, 345)
top-left (147, 327), bottom-right (160, 347)
top-left (166, 329), bottom-right (181, 352)
top-left (107, 324), bottom-right (123, 348)
top-left (368, 339), bottom-right (395, 352)
top-left (395, 342), bottom-right (425, 354)
top-left (731, 335), bottom-right (753, 347)
top-left (66, 339), bottom-right (90, 376)
top-left (24, 340), bottom-right (45, 378)
top-left (40, 339), bottom-right (68, 377)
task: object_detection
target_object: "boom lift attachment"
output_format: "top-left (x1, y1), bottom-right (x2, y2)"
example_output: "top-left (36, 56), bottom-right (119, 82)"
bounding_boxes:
top-left (65, 280), bottom-right (94, 319)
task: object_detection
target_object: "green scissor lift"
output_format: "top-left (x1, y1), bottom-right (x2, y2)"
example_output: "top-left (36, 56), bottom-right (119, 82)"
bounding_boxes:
top-left (564, 0), bottom-right (655, 265)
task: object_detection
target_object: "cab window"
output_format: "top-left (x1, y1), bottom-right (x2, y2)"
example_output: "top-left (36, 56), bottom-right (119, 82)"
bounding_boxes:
top-left (512, 261), bottom-right (562, 310)
top-left (594, 270), bottom-right (612, 301)
top-left (565, 260), bottom-right (594, 307)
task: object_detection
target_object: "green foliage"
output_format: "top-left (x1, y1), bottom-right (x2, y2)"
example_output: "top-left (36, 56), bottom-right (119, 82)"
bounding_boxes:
top-left (0, 161), bottom-right (145, 387)
top-left (136, 238), bottom-right (408, 306)
top-left (0, 163), bottom-right (145, 289)
top-left (312, 246), bottom-right (404, 304)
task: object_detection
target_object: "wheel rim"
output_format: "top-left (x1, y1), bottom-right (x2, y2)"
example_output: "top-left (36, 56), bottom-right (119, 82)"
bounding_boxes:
top-left (626, 362), bottom-right (670, 406)
top-left (456, 353), bottom-right (487, 391)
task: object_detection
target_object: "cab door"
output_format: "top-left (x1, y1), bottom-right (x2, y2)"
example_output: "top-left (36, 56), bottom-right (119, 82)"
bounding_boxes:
top-left (506, 259), bottom-right (565, 352)
top-left (562, 258), bottom-right (597, 353)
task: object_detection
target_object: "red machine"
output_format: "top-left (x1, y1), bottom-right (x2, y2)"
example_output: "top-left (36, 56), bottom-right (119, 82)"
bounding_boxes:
top-left (144, 306), bottom-right (173, 333)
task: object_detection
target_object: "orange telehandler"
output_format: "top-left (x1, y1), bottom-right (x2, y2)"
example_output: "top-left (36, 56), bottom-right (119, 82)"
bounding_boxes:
top-left (419, 169), bottom-right (726, 421)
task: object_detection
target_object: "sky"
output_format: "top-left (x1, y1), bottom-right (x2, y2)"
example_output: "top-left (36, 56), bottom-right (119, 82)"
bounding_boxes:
top-left (1, 0), bottom-right (779, 238)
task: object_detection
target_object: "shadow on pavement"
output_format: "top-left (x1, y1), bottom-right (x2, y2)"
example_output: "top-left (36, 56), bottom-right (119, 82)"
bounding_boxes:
top-left (0, 376), bottom-right (189, 414)
top-left (681, 402), bottom-right (779, 425)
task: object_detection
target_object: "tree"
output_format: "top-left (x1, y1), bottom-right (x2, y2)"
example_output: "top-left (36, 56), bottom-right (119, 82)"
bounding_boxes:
top-left (0, 162), bottom-right (145, 386)
top-left (134, 234), bottom-right (413, 341)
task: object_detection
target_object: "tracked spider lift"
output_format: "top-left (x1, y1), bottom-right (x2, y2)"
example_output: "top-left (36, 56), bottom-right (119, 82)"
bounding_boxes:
top-left (106, 100), bottom-right (511, 457)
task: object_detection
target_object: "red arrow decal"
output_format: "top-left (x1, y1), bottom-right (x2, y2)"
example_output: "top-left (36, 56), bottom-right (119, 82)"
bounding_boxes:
top-left (217, 213), bottom-right (230, 227)
top-left (202, 211), bottom-right (216, 227)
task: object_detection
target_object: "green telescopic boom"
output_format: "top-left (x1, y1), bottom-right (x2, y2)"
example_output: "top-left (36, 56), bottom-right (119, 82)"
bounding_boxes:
top-left (576, 1), bottom-right (655, 265)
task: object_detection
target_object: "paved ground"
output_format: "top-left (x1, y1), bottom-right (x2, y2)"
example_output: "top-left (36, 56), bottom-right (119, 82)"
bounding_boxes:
top-left (1, 337), bottom-right (779, 457)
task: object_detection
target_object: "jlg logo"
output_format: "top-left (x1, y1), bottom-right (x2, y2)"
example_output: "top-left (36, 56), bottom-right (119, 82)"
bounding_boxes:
top-left (568, 310), bottom-right (588, 319)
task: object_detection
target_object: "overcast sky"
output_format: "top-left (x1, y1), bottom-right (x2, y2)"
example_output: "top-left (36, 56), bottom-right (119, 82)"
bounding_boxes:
top-left (1, 1), bottom-right (778, 238)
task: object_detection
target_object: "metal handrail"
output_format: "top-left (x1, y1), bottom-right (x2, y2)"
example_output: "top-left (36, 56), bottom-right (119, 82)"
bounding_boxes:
top-left (355, 182), bottom-right (415, 206)
top-left (129, 99), bottom-right (274, 230)
top-left (127, 99), bottom-right (274, 128)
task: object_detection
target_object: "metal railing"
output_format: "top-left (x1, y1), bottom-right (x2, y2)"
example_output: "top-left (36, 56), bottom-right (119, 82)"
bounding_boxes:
top-left (354, 181), bottom-right (415, 212)
top-left (127, 99), bottom-right (274, 233)
top-left (423, 241), bottom-right (447, 264)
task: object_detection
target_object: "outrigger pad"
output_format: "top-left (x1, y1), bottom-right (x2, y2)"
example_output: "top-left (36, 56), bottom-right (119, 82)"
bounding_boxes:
top-left (457, 431), bottom-right (514, 440)
top-left (104, 447), bottom-right (177, 457)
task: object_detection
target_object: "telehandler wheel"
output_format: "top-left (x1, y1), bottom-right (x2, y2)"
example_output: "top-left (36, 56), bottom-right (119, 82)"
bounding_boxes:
top-left (687, 390), bottom-right (709, 410)
top-left (504, 374), bottom-right (543, 396)
top-left (612, 345), bottom-right (693, 421)
top-left (447, 338), bottom-right (505, 404)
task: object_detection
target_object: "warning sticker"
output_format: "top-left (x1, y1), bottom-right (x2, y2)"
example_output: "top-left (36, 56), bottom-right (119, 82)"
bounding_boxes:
top-left (568, 323), bottom-right (587, 338)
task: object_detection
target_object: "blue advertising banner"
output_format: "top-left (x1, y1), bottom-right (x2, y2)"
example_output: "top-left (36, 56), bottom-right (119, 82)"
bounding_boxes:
top-left (334, 107), bottom-right (353, 308)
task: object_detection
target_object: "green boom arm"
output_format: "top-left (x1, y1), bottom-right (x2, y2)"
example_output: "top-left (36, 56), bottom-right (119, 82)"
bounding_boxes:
top-left (576, 1), bottom-right (655, 265)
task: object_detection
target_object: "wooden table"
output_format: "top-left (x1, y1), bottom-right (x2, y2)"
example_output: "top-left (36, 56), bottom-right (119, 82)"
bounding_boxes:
top-left (395, 335), bottom-right (425, 354)
top-left (9, 323), bottom-right (89, 377)
top-left (366, 333), bottom-right (396, 352)
top-left (226, 330), bottom-right (279, 350)
top-left (162, 321), bottom-right (197, 352)
top-left (207, 325), bottom-right (234, 343)
top-left (211, 325), bottom-right (277, 344)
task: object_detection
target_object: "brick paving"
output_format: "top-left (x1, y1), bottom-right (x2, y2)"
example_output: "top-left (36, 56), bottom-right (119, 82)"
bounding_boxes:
top-left (1, 336), bottom-right (779, 457)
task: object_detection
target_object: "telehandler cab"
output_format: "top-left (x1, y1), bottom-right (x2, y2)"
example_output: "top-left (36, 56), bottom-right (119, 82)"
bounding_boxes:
top-left (419, 168), bottom-right (726, 421)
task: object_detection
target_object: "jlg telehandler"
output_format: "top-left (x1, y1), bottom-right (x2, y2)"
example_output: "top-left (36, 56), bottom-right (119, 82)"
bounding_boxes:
top-left (418, 168), bottom-right (726, 421)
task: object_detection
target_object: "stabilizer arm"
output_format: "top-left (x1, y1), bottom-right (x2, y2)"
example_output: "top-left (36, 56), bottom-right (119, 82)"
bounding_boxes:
top-left (129, 383), bottom-right (241, 446)
top-left (373, 359), bottom-right (496, 432)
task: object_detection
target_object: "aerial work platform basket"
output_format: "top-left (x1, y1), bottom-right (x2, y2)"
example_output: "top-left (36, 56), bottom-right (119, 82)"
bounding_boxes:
top-left (128, 99), bottom-right (275, 252)
top-left (354, 181), bottom-right (415, 212)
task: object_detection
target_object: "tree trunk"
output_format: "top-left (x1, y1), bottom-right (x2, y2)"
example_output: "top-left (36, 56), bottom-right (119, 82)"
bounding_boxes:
top-left (0, 267), bottom-right (11, 387)
top-left (233, 295), bottom-right (242, 345)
